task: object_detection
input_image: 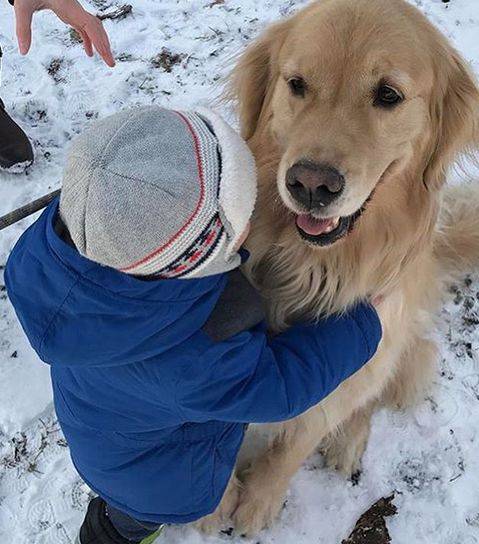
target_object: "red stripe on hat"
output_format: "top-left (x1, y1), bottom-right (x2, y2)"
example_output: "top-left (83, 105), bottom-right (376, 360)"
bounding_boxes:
top-left (189, 250), bottom-right (202, 263)
top-left (120, 111), bottom-right (206, 272)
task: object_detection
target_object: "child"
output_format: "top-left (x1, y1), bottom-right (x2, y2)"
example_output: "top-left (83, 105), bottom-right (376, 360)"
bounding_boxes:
top-left (5, 106), bottom-right (382, 544)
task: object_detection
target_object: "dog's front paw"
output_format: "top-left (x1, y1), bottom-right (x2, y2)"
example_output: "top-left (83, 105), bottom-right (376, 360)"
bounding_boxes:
top-left (232, 475), bottom-right (286, 536)
top-left (322, 439), bottom-right (364, 477)
top-left (321, 410), bottom-right (372, 478)
top-left (194, 476), bottom-right (241, 535)
top-left (195, 510), bottom-right (226, 535)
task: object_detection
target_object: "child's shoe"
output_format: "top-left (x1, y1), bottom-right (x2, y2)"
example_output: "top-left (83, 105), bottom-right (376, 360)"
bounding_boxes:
top-left (138, 528), bottom-right (164, 544)
top-left (76, 497), bottom-right (163, 544)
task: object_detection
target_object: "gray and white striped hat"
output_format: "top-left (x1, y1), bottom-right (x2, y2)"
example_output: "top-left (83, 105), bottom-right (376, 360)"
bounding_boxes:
top-left (59, 106), bottom-right (257, 278)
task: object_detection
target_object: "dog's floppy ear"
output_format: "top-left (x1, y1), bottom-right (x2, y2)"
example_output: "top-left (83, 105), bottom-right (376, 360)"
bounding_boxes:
top-left (229, 20), bottom-right (290, 140)
top-left (424, 48), bottom-right (479, 189)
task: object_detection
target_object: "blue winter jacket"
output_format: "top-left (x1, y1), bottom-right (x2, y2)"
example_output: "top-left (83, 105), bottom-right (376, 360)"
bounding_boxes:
top-left (5, 200), bottom-right (382, 524)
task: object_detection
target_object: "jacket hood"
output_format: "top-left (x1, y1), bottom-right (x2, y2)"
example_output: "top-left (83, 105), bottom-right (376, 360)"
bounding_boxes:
top-left (5, 200), bottom-right (227, 368)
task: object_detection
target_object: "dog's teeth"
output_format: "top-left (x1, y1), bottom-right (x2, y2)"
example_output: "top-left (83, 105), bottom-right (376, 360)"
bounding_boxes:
top-left (322, 218), bottom-right (340, 233)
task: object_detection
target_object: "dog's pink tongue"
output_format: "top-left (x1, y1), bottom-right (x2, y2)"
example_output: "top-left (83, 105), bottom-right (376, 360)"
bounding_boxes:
top-left (296, 214), bottom-right (335, 236)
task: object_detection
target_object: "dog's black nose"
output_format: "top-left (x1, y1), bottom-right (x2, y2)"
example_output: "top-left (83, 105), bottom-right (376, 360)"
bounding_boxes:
top-left (286, 161), bottom-right (345, 209)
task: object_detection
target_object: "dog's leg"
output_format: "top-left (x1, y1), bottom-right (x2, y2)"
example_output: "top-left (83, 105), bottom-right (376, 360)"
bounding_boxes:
top-left (383, 337), bottom-right (437, 410)
top-left (232, 407), bottom-right (328, 535)
top-left (321, 401), bottom-right (375, 478)
top-left (321, 337), bottom-right (437, 479)
top-left (232, 332), bottom-right (404, 536)
top-left (231, 342), bottom-right (433, 536)
top-left (195, 473), bottom-right (242, 535)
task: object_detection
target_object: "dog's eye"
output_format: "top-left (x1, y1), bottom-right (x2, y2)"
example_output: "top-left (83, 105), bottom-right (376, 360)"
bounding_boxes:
top-left (288, 77), bottom-right (307, 98)
top-left (374, 85), bottom-right (403, 108)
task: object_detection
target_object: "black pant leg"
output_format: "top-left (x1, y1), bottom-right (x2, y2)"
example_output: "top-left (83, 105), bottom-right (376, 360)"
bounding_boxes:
top-left (106, 503), bottom-right (162, 542)
top-left (79, 496), bottom-right (159, 544)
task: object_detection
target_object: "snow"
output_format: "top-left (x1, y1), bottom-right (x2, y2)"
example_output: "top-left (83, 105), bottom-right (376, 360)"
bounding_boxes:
top-left (1, 0), bottom-right (479, 543)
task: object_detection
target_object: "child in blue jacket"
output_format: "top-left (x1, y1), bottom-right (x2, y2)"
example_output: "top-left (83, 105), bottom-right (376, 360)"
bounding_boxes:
top-left (5, 106), bottom-right (382, 544)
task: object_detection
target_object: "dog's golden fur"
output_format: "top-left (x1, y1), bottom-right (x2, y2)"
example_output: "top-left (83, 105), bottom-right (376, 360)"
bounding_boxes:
top-left (197, 0), bottom-right (479, 535)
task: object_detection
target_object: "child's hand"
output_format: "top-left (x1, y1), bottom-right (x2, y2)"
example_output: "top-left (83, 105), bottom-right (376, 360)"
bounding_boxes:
top-left (13, 0), bottom-right (115, 67)
top-left (371, 294), bottom-right (384, 307)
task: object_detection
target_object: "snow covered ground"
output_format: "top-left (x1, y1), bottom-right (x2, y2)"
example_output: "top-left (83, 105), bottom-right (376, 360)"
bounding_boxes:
top-left (1, 0), bottom-right (479, 542)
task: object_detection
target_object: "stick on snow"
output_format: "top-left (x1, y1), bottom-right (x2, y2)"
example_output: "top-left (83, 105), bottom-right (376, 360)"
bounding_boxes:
top-left (0, 189), bottom-right (61, 231)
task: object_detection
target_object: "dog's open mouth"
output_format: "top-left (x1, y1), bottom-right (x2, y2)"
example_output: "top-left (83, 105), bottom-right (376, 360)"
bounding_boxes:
top-left (294, 206), bottom-right (365, 246)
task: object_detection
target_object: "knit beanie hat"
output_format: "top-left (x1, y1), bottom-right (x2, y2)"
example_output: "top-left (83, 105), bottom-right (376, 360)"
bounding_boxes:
top-left (59, 106), bottom-right (257, 278)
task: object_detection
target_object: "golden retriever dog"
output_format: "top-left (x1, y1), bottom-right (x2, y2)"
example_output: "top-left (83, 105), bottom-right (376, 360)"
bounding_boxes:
top-left (197, 0), bottom-right (479, 536)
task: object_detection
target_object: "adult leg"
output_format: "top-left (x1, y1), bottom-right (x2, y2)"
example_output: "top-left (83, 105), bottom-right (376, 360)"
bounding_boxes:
top-left (0, 47), bottom-right (34, 172)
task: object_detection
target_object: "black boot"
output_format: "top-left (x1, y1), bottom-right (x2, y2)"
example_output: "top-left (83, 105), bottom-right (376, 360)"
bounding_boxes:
top-left (77, 497), bottom-right (138, 544)
top-left (0, 97), bottom-right (34, 171)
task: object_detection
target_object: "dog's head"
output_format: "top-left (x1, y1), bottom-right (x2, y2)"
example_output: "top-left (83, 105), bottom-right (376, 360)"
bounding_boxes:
top-left (232, 0), bottom-right (479, 248)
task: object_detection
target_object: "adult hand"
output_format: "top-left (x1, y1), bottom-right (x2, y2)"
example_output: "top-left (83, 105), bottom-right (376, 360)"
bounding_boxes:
top-left (13, 0), bottom-right (115, 67)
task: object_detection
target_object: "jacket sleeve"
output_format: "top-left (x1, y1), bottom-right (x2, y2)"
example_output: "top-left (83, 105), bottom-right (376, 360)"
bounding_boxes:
top-left (176, 303), bottom-right (382, 423)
